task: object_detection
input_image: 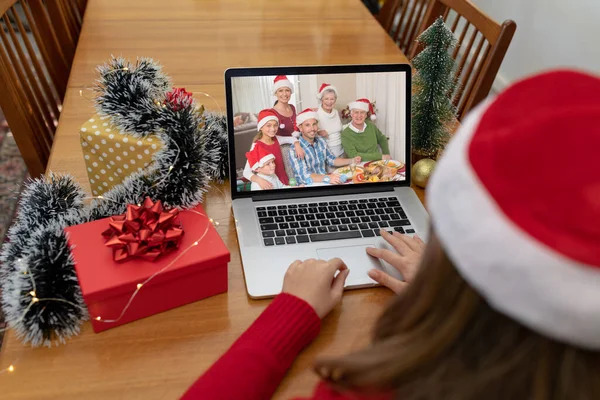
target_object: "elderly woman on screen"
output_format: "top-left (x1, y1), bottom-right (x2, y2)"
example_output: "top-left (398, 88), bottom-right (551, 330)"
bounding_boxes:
top-left (341, 98), bottom-right (391, 162)
top-left (316, 83), bottom-right (344, 158)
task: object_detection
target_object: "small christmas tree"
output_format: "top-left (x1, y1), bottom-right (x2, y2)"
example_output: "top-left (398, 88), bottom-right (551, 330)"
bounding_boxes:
top-left (411, 17), bottom-right (457, 157)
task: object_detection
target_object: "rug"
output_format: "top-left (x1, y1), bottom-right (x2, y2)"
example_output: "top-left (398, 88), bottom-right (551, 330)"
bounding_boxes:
top-left (0, 113), bottom-right (29, 349)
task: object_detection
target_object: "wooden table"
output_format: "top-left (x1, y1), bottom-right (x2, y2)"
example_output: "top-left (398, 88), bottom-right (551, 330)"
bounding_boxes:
top-left (1, 1), bottom-right (421, 398)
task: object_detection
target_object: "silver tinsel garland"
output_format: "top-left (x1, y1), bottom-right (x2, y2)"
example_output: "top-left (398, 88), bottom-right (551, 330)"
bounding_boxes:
top-left (0, 57), bottom-right (229, 346)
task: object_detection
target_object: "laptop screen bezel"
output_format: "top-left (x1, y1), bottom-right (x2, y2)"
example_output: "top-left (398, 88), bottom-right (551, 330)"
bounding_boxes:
top-left (225, 64), bottom-right (412, 201)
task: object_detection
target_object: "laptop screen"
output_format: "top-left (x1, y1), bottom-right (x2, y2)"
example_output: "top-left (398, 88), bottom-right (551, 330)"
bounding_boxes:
top-left (228, 67), bottom-right (409, 194)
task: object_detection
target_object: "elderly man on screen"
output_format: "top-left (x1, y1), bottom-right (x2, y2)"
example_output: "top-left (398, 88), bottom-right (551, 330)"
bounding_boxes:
top-left (341, 98), bottom-right (391, 162)
top-left (289, 109), bottom-right (360, 185)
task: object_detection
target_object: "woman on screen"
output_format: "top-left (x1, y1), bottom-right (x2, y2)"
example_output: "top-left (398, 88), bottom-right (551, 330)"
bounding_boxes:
top-left (316, 83), bottom-right (344, 158)
top-left (272, 75), bottom-right (299, 137)
top-left (183, 70), bottom-right (600, 400)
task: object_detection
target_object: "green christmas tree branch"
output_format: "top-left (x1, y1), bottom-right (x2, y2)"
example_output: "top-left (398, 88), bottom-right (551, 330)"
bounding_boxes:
top-left (411, 17), bottom-right (458, 155)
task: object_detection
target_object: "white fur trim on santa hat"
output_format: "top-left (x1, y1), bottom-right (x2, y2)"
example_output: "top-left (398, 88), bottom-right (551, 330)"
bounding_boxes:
top-left (257, 115), bottom-right (279, 131)
top-left (348, 101), bottom-right (369, 112)
top-left (251, 153), bottom-right (275, 171)
top-left (273, 78), bottom-right (293, 94)
top-left (317, 84), bottom-right (338, 100)
top-left (296, 110), bottom-right (319, 126)
top-left (428, 100), bottom-right (600, 350)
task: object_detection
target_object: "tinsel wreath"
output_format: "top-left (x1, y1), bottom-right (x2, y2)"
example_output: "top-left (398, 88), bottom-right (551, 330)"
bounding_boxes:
top-left (0, 57), bottom-right (228, 346)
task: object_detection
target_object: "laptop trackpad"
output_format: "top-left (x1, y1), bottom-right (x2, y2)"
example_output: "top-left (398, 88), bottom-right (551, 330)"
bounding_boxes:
top-left (316, 244), bottom-right (381, 287)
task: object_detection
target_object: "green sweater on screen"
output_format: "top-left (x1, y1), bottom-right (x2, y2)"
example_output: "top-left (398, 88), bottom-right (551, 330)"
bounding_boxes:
top-left (341, 121), bottom-right (390, 162)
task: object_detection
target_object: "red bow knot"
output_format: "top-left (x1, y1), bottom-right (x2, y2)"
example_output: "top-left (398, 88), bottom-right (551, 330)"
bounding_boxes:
top-left (165, 87), bottom-right (193, 111)
top-left (102, 197), bottom-right (184, 262)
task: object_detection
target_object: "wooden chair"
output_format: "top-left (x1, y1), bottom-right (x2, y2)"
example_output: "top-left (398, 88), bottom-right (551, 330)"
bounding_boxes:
top-left (378, 0), bottom-right (431, 56)
top-left (0, 0), bottom-right (87, 178)
top-left (410, 0), bottom-right (516, 120)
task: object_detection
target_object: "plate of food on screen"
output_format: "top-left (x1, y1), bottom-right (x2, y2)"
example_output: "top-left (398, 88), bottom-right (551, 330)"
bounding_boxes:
top-left (361, 160), bottom-right (406, 182)
top-left (333, 165), bottom-right (364, 182)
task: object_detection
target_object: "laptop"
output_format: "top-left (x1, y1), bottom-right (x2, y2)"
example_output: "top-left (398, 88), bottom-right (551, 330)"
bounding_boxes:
top-left (225, 64), bottom-right (429, 299)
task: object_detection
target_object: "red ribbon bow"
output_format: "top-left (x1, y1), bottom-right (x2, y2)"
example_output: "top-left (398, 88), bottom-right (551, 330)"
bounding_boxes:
top-left (165, 87), bottom-right (193, 111)
top-left (102, 198), bottom-right (184, 263)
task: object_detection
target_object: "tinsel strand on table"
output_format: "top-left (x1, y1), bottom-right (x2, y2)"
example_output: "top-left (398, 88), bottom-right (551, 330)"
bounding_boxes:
top-left (0, 57), bottom-right (230, 346)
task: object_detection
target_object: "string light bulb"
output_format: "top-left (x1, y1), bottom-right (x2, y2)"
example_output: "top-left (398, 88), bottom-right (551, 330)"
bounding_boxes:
top-left (31, 297), bottom-right (39, 303)
top-left (29, 291), bottom-right (36, 297)
top-left (136, 283), bottom-right (143, 290)
top-left (8, 365), bottom-right (14, 372)
top-left (95, 316), bottom-right (102, 321)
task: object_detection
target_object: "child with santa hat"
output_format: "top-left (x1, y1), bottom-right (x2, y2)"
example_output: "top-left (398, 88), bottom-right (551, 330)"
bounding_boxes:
top-left (246, 145), bottom-right (289, 191)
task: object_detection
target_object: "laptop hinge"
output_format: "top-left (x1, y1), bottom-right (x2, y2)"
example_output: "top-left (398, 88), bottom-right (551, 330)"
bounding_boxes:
top-left (251, 185), bottom-right (396, 202)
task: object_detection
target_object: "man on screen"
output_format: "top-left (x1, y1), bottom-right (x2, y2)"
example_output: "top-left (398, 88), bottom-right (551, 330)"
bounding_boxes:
top-left (341, 98), bottom-right (392, 162)
top-left (289, 109), bottom-right (361, 185)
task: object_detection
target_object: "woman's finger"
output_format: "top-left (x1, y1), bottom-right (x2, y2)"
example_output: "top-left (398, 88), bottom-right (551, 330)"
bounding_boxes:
top-left (366, 246), bottom-right (407, 273)
top-left (367, 269), bottom-right (406, 294)
top-left (324, 257), bottom-right (348, 275)
top-left (381, 230), bottom-right (411, 255)
top-left (331, 269), bottom-right (350, 300)
top-left (391, 232), bottom-right (422, 252)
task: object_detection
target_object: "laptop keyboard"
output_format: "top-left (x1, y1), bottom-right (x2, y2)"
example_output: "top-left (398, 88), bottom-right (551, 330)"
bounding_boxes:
top-left (256, 197), bottom-right (416, 246)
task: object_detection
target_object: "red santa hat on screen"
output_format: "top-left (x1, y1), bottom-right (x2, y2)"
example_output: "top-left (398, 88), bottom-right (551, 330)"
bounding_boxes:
top-left (273, 75), bottom-right (293, 94)
top-left (348, 98), bottom-right (376, 121)
top-left (256, 109), bottom-right (280, 131)
top-left (427, 69), bottom-right (600, 349)
top-left (317, 83), bottom-right (338, 100)
top-left (245, 144), bottom-right (275, 172)
top-left (293, 108), bottom-right (319, 138)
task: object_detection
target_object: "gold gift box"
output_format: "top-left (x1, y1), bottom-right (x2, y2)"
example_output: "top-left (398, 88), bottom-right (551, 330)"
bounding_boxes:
top-left (79, 114), bottom-right (163, 195)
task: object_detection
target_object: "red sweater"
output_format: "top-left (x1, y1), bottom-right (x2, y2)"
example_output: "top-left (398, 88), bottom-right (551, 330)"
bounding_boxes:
top-left (182, 293), bottom-right (390, 400)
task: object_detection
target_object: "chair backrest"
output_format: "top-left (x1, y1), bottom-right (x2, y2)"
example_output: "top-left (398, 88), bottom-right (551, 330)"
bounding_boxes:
top-left (378, 0), bottom-right (430, 56)
top-left (410, 0), bottom-right (516, 120)
top-left (0, 0), bottom-right (87, 178)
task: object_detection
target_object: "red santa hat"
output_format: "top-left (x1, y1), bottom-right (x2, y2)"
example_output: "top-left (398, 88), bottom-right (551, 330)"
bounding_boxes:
top-left (427, 70), bottom-right (600, 349)
top-left (317, 83), bottom-right (338, 100)
top-left (256, 109), bottom-right (280, 132)
top-left (348, 98), bottom-right (376, 121)
top-left (295, 108), bottom-right (319, 126)
top-left (245, 144), bottom-right (276, 172)
top-left (273, 75), bottom-right (293, 94)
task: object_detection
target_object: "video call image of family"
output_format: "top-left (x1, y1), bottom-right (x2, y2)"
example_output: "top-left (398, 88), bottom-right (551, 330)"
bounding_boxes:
top-left (232, 71), bottom-right (407, 192)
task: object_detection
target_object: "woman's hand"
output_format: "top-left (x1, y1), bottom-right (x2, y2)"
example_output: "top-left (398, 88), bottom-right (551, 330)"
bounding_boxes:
top-left (318, 130), bottom-right (329, 138)
top-left (351, 156), bottom-right (361, 165)
top-left (382, 154), bottom-right (392, 161)
top-left (366, 230), bottom-right (425, 294)
top-left (294, 142), bottom-right (306, 159)
top-left (253, 176), bottom-right (273, 190)
top-left (282, 258), bottom-right (350, 318)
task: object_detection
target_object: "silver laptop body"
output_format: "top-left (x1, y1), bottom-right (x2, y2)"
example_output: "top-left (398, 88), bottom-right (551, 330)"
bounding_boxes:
top-left (225, 64), bottom-right (429, 298)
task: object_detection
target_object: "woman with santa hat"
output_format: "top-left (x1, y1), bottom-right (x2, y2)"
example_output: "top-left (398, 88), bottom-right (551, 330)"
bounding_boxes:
top-left (183, 70), bottom-right (600, 400)
top-left (316, 83), bottom-right (345, 158)
top-left (272, 75), bottom-right (298, 136)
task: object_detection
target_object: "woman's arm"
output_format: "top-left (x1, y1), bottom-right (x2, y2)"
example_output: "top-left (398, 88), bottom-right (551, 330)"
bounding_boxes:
top-left (181, 294), bottom-right (321, 400)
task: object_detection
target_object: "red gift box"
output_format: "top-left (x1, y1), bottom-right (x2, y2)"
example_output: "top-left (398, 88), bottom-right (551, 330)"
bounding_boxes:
top-left (65, 204), bottom-right (229, 332)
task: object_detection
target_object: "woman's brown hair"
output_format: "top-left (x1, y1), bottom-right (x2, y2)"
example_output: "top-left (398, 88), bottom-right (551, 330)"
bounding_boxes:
top-left (315, 233), bottom-right (600, 400)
